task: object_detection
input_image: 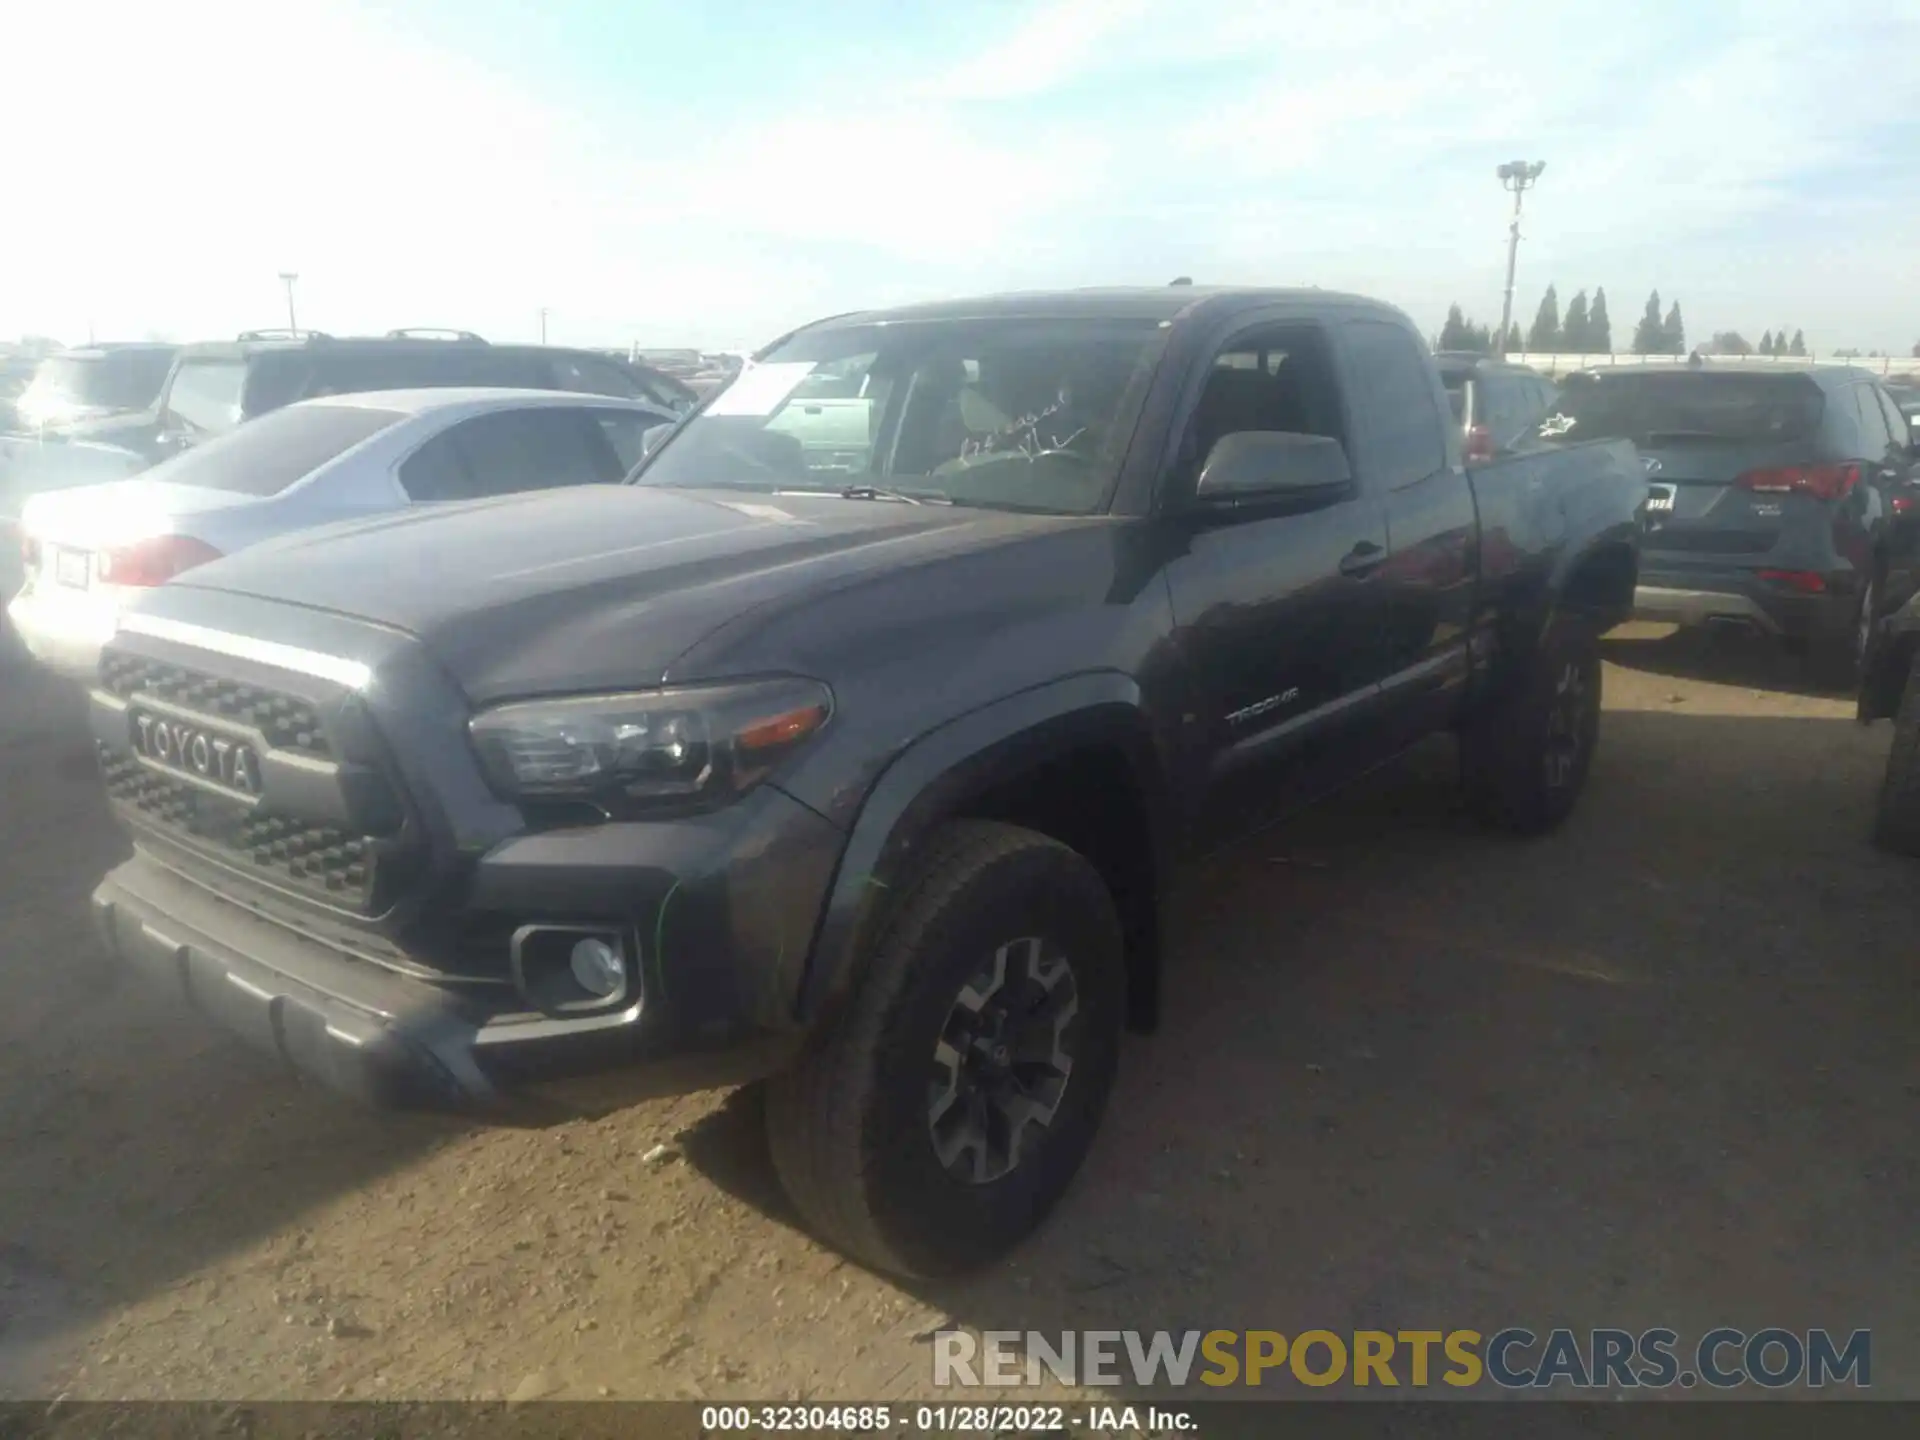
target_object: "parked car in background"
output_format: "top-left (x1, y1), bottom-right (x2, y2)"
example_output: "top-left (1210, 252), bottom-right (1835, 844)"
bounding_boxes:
top-left (26, 330), bottom-right (696, 474)
top-left (0, 344), bottom-right (179, 487)
top-left (8, 388), bottom-right (674, 680)
top-left (1886, 375), bottom-right (1920, 429)
top-left (1434, 353), bottom-right (1556, 462)
top-left (1538, 361), bottom-right (1916, 685)
top-left (0, 352), bottom-right (43, 432)
top-left (5, 343), bottom-right (178, 436)
top-left (83, 285), bottom-right (1642, 1277)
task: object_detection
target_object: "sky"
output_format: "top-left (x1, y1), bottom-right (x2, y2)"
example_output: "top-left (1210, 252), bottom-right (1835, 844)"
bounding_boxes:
top-left (4, 0), bottom-right (1918, 355)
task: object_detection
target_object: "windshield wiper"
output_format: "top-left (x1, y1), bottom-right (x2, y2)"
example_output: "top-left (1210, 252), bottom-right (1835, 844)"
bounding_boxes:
top-left (840, 483), bottom-right (951, 505)
top-left (775, 484), bottom-right (950, 506)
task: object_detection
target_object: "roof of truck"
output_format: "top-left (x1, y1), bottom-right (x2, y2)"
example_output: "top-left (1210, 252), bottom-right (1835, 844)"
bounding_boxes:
top-left (803, 286), bottom-right (1408, 331)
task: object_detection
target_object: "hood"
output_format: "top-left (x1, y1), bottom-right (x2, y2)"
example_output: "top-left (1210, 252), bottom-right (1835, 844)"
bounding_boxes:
top-left (169, 485), bottom-right (1076, 701)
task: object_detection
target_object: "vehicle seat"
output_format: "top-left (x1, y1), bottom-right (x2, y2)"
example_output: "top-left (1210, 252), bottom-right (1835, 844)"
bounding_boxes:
top-left (1192, 368), bottom-right (1312, 454)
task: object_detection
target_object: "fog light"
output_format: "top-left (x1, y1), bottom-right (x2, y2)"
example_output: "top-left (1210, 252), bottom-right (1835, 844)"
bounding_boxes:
top-left (510, 925), bottom-right (636, 1017)
top-left (569, 936), bottom-right (624, 998)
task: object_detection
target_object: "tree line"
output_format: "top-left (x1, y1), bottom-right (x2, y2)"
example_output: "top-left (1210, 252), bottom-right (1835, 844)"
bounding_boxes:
top-left (1438, 286), bottom-right (1816, 359)
top-left (1704, 328), bottom-right (1809, 357)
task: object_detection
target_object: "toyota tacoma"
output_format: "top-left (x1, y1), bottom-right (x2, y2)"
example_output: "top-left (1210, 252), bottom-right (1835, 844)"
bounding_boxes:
top-left (86, 288), bottom-right (1645, 1277)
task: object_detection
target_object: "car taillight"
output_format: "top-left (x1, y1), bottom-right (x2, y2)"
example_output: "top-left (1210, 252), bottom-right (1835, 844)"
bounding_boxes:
top-left (96, 535), bottom-right (223, 587)
top-left (1734, 462), bottom-right (1860, 502)
top-left (1755, 569), bottom-right (1828, 595)
top-left (1464, 425), bottom-right (1495, 463)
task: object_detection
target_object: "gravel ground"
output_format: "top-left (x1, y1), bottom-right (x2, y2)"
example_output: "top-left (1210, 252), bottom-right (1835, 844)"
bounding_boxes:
top-left (0, 623), bottom-right (1914, 1402)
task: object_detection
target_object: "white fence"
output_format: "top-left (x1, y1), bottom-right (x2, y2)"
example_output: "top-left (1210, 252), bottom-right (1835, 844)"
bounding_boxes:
top-left (1499, 352), bottom-right (1920, 380)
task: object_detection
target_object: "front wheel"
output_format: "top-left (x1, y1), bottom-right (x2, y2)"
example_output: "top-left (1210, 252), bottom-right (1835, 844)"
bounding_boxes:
top-left (1461, 617), bottom-right (1603, 835)
top-left (766, 820), bottom-right (1126, 1278)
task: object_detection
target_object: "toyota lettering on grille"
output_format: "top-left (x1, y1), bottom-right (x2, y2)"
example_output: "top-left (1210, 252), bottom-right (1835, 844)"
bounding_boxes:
top-left (130, 711), bottom-right (261, 799)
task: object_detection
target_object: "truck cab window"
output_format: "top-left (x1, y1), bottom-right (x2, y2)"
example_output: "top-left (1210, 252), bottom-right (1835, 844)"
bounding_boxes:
top-left (1183, 324), bottom-right (1346, 482)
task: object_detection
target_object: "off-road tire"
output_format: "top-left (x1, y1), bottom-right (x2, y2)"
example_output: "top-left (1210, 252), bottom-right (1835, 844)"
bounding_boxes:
top-left (766, 819), bottom-right (1125, 1278)
top-left (1461, 616), bottom-right (1603, 835)
top-left (1871, 646), bottom-right (1920, 855)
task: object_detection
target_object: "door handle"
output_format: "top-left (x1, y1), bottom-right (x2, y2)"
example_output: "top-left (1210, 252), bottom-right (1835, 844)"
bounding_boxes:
top-left (1340, 541), bottom-right (1386, 578)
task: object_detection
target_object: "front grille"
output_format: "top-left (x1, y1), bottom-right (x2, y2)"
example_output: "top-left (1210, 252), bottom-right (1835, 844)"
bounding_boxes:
top-left (98, 652), bottom-right (332, 757)
top-left (101, 748), bottom-right (385, 910)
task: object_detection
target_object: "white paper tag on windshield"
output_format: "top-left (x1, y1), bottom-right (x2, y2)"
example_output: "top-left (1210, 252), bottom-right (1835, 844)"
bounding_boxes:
top-left (703, 361), bottom-right (817, 417)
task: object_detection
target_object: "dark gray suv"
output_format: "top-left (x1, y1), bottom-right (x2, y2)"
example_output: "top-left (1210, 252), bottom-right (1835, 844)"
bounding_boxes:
top-left (1539, 361), bottom-right (1919, 684)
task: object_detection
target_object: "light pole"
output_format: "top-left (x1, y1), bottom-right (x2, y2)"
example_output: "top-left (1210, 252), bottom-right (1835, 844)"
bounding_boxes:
top-left (278, 272), bottom-right (300, 335)
top-left (1495, 160), bottom-right (1545, 355)
top-left (539, 308), bottom-right (549, 344)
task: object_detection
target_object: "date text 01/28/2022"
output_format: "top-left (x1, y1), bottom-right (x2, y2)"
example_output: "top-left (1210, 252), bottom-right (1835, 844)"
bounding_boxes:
top-left (698, 1405), bottom-right (1167, 1432)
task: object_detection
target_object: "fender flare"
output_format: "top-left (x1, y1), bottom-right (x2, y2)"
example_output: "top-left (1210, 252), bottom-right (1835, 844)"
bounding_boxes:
top-left (791, 671), bottom-right (1171, 1025)
top-left (1546, 517), bottom-right (1641, 625)
top-left (1466, 517), bottom-right (1639, 718)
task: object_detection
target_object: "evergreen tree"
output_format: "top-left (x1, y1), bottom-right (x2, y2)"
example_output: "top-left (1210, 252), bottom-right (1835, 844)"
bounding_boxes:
top-left (1503, 322), bottom-right (1525, 354)
top-left (1438, 304), bottom-right (1470, 351)
top-left (1632, 291), bottom-right (1664, 354)
top-left (1589, 288), bottom-right (1613, 353)
top-left (1562, 290), bottom-right (1591, 351)
top-left (1759, 330), bottom-right (1774, 356)
top-left (1662, 301), bottom-right (1685, 356)
top-left (1790, 330), bottom-right (1807, 356)
top-left (1527, 285), bottom-right (1562, 352)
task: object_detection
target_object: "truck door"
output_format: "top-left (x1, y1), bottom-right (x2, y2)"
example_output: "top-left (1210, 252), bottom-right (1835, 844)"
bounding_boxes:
top-left (1334, 318), bottom-right (1479, 754)
top-left (1159, 318), bottom-right (1393, 845)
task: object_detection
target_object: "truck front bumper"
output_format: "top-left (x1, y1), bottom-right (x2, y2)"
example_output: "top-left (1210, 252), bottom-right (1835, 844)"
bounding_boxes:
top-left (92, 783), bottom-right (844, 1118)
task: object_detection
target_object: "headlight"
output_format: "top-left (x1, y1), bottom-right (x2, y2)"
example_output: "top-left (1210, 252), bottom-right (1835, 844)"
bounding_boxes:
top-left (468, 677), bottom-right (832, 812)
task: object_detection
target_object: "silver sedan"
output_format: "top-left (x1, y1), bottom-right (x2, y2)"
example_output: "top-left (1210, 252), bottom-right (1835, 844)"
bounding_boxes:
top-left (7, 387), bottom-right (676, 680)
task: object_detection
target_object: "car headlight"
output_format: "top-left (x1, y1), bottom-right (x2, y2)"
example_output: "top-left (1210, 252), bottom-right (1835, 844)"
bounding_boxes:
top-left (468, 677), bottom-right (832, 813)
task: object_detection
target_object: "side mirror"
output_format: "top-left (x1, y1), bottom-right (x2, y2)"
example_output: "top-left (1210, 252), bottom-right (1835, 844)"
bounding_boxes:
top-left (640, 423), bottom-right (672, 456)
top-left (1194, 431), bottom-right (1352, 505)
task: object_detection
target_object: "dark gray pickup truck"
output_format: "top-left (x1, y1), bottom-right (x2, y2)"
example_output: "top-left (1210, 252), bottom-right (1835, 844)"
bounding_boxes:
top-left (85, 287), bottom-right (1644, 1276)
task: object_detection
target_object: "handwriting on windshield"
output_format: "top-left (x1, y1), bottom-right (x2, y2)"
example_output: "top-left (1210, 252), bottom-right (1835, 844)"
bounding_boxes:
top-left (958, 396), bottom-right (1086, 462)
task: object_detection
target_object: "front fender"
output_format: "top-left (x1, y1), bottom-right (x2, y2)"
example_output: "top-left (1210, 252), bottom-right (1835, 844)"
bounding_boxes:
top-left (786, 671), bottom-right (1169, 1026)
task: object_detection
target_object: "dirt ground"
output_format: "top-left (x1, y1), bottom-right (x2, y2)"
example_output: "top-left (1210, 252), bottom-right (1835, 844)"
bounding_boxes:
top-left (1, 623), bottom-right (1915, 1403)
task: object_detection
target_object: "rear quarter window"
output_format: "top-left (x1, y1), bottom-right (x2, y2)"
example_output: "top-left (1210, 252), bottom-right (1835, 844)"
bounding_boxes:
top-left (165, 358), bottom-right (251, 435)
top-left (145, 403), bottom-right (403, 495)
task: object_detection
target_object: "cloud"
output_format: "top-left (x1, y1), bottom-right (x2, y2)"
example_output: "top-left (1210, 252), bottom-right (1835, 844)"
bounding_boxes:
top-left (923, 0), bottom-right (1155, 100)
top-left (4, 0), bottom-right (1918, 352)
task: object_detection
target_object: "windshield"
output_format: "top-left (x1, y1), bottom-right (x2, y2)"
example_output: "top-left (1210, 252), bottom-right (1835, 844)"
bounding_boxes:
top-left (144, 401), bottom-right (403, 495)
top-left (630, 317), bottom-right (1170, 514)
top-left (164, 358), bottom-right (250, 436)
top-left (20, 350), bottom-right (173, 413)
top-left (1537, 371), bottom-right (1825, 445)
